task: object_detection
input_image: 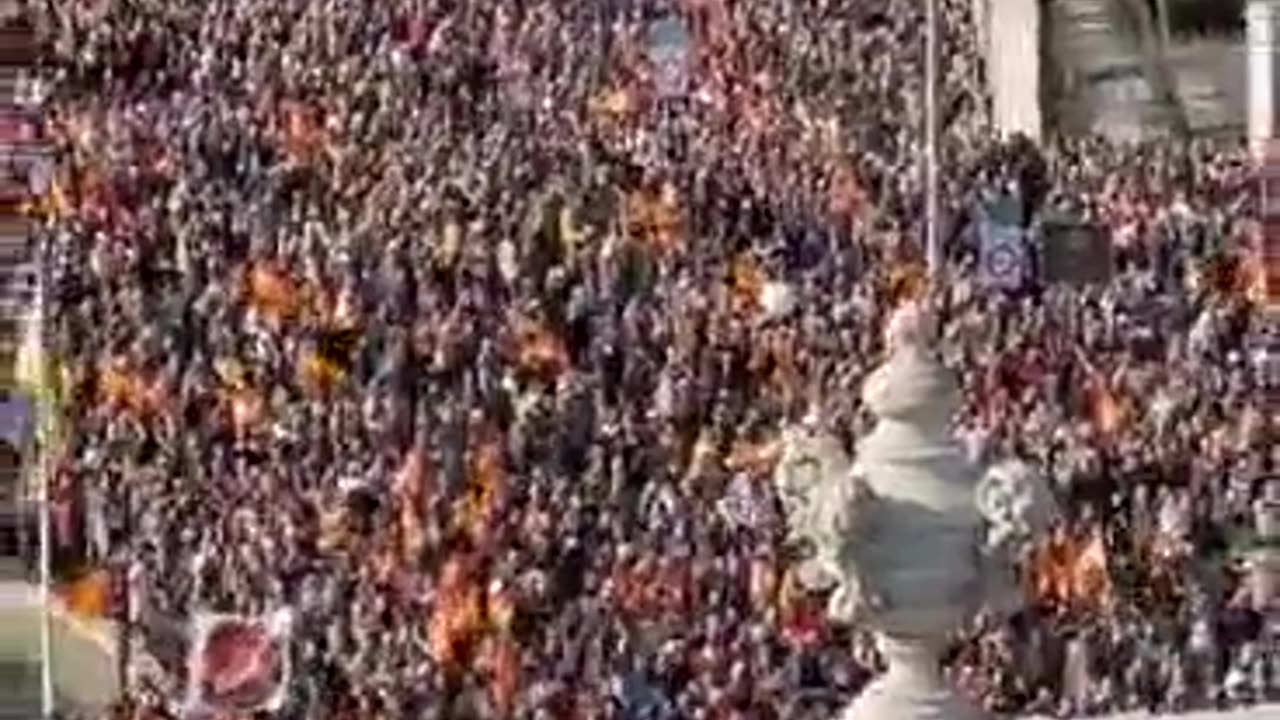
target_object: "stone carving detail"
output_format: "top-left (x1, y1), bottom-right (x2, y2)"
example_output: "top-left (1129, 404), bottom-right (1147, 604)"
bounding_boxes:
top-left (773, 301), bottom-right (1057, 720)
top-left (774, 424), bottom-right (879, 623)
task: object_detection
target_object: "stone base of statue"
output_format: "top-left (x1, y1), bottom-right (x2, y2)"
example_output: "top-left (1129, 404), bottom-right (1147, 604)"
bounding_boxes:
top-left (774, 303), bottom-right (1056, 720)
top-left (839, 637), bottom-right (983, 720)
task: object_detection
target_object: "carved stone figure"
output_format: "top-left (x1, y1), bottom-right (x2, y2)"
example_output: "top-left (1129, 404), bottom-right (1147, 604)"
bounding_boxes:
top-left (774, 301), bottom-right (1056, 720)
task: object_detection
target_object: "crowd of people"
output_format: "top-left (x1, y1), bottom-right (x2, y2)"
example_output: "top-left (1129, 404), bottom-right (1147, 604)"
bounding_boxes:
top-left (23, 0), bottom-right (1274, 717)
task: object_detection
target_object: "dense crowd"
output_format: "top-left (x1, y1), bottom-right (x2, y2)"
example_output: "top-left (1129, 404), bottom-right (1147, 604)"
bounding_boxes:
top-left (25, 0), bottom-right (1274, 717)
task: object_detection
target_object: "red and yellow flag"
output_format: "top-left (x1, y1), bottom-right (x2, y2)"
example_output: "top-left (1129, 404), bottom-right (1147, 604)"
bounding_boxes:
top-left (1089, 375), bottom-right (1126, 436)
top-left (462, 440), bottom-right (506, 545)
top-left (428, 557), bottom-right (485, 668)
top-left (297, 348), bottom-right (346, 396)
top-left (59, 568), bottom-right (111, 618)
top-left (98, 361), bottom-right (169, 418)
top-left (1071, 531), bottom-right (1111, 608)
top-left (247, 264), bottom-right (299, 320)
top-left (730, 252), bottom-right (765, 313)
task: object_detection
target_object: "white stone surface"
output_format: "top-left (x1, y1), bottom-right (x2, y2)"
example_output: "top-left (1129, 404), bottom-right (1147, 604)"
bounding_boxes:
top-left (987, 0), bottom-right (1043, 140)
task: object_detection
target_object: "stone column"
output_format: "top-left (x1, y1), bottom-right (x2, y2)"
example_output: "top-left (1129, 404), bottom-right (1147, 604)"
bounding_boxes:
top-left (1248, 0), bottom-right (1280, 159)
top-left (988, 0), bottom-right (1043, 140)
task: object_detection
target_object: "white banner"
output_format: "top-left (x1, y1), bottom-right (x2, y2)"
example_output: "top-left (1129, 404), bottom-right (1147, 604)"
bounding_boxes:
top-left (979, 218), bottom-right (1026, 289)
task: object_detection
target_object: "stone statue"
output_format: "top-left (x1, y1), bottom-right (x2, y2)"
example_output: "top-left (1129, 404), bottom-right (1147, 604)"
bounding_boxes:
top-left (774, 301), bottom-right (1056, 720)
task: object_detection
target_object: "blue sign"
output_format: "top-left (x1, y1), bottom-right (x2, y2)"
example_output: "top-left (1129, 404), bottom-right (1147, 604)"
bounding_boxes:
top-left (0, 394), bottom-right (31, 447)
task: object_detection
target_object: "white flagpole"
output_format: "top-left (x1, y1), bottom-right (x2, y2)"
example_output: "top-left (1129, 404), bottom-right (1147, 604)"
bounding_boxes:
top-left (924, 0), bottom-right (941, 282)
top-left (34, 268), bottom-right (53, 717)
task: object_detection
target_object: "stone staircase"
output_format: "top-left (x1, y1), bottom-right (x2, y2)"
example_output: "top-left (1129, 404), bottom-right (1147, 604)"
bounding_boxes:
top-left (1047, 0), bottom-right (1190, 138)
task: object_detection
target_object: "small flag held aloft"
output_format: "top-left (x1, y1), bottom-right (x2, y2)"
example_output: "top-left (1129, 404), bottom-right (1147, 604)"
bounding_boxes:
top-left (317, 326), bottom-right (360, 371)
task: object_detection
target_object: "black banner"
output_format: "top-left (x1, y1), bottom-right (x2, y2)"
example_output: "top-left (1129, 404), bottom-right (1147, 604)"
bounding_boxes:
top-left (1040, 220), bottom-right (1112, 287)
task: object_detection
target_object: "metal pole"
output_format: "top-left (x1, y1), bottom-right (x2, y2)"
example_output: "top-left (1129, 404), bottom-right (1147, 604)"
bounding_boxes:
top-left (925, 0), bottom-right (941, 282)
top-left (34, 271), bottom-right (52, 718)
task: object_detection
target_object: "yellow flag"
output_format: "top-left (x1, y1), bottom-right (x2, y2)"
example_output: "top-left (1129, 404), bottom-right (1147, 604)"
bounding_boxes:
top-left (59, 569), bottom-right (111, 618)
top-left (299, 349), bottom-right (345, 394)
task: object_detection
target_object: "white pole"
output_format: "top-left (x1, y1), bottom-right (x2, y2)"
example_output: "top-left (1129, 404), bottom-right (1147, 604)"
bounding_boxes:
top-left (38, 451), bottom-right (52, 718)
top-left (34, 261), bottom-right (53, 718)
top-left (925, 0), bottom-right (941, 282)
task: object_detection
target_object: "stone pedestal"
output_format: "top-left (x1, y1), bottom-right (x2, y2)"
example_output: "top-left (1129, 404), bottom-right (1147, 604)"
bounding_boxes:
top-left (774, 303), bottom-right (1055, 720)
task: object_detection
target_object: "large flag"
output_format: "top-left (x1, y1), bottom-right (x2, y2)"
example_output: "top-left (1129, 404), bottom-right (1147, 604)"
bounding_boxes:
top-left (428, 557), bottom-right (485, 668)
top-left (1088, 372), bottom-right (1126, 436)
top-left (184, 610), bottom-right (293, 716)
top-left (979, 216), bottom-right (1027, 290)
top-left (1070, 532), bottom-right (1111, 608)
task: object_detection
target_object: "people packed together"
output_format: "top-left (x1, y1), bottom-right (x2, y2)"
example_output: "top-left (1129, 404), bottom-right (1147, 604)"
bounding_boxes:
top-left (25, 0), bottom-right (1274, 717)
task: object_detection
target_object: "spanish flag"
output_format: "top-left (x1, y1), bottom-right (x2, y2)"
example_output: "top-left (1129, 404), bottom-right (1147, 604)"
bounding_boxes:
top-left (730, 252), bottom-right (764, 312)
top-left (59, 568), bottom-right (111, 618)
top-left (98, 362), bottom-right (146, 412)
top-left (247, 264), bottom-right (298, 319)
top-left (23, 178), bottom-right (70, 220)
top-left (428, 577), bottom-right (484, 667)
top-left (1089, 374), bottom-right (1125, 436)
top-left (1070, 532), bottom-right (1111, 609)
top-left (298, 347), bottom-right (346, 395)
top-left (462, 441), bottom-right (505, 543)
top-left (1029, 534), bottom-right (1076, 608)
